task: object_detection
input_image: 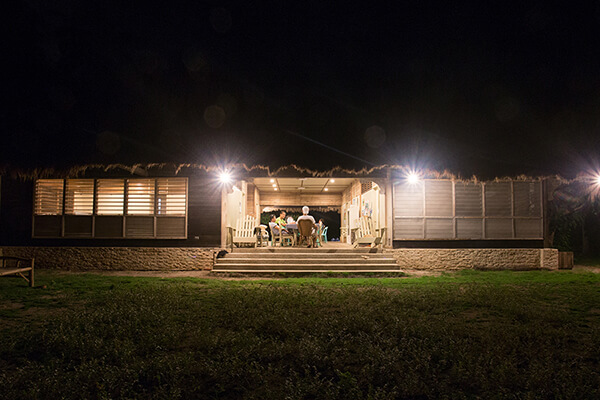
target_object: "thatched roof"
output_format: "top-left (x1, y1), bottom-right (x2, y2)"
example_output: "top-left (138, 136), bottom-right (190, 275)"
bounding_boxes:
top-left (0, 162), bottom-right (589, 184)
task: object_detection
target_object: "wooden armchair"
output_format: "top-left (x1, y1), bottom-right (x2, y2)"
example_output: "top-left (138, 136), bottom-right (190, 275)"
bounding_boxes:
top-left (231, 215), bottom-right (258, 249)
top-left (271, 226), bottom-right (295, 246)
top-left (353, 216), bottom-right (386, 248)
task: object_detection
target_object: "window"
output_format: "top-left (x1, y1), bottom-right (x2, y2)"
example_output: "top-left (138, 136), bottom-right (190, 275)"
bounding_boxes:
top-left (393, 179), bottom-right (543, 240)
top-left (126, 179), bottom-right (155, 215)
top-left (33, 178), bottom-right (188, 238)
top-left (157, 178), bottom-right (186, 215)
top-left (96, 179), bottom-right (124, 215)
top-left (65, 179), bottom-right (94, 215)
top-left (34, 180), bottom-right (64, 215)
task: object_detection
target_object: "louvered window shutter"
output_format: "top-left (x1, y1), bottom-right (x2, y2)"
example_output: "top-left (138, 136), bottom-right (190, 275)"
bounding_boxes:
top-left (484, 182), bottom-right (512, 216)
top-left (65, 179), bottom-right (94, 215)
top-left (96, 179), bottom-right (125, 215)
top-left (513, 182), bottom-right (541, 217)
top-left (35, 179), bottom-right (64, 215)
top-left (156, 178), bottom-right (186, 215)
top-left (126, 179), bottom-right (155, 215)
top-left (425, 180), bottom-right (452, 217)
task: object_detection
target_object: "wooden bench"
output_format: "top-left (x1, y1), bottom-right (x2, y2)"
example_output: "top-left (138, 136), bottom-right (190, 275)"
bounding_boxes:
top-left (0, 256), bottom-right (35, 287)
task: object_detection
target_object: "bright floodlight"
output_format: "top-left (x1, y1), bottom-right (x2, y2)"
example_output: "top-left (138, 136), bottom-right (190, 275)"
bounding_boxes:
top-left (407, 172), bottom-right (420, 184)
top-left (596, 175), bottom-right (600, 185)
top-left (219, 171), bottom-right (231, 184)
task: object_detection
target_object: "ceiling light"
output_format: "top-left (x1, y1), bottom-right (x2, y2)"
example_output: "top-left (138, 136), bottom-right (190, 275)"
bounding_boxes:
top-left (272, 183), bottom-right (277, 187)
top-left (270, 179), bottom-right (275, 183)
top-left (330, 179), bottom-right (335, 183)
top-left (324, 187), bottom-right (329, 191)
top-left (274, 187), bottom-right (278, 191)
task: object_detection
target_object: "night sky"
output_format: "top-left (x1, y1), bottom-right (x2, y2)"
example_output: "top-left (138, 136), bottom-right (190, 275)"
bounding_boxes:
top-left (5, 1), bottom-right (600, 177)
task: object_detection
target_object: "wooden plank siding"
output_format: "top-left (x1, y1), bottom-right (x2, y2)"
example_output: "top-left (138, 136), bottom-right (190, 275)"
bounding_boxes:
top-left (186, 176), bottom-right (221, 246)
top-left (260, 193), bottom-right (343, 207)
top-left (0, 178), bottom-right (34, 245)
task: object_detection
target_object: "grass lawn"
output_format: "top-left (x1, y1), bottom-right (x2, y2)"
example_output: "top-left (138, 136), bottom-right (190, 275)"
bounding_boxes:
top-left (1, 270), bottom-right (599, 399)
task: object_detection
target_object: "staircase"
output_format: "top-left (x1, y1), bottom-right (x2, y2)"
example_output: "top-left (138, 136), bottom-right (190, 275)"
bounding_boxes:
top-left (213, 247), bottom-right (399, 273)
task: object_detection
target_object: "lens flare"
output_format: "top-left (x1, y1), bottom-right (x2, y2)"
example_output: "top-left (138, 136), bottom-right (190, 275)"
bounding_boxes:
top-left (219, 171), bottom-right (231, 184)
top-left (407, 172), bottom-right (420, 184)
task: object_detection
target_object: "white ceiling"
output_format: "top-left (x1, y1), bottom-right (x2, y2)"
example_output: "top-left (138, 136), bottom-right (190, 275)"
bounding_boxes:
top-left (253, 177), bottom-right (355, 193)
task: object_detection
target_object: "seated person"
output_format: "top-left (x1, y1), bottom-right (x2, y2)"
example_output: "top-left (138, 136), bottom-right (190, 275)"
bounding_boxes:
top-left (276, 211), bottom-right (288, 230)
top-left (286, 215), bottom-right (295, 224)
top-left (318, 218), bottom-right (326, 231)
top-left (297, 206), bottom-right (317, 247)
top-left (269, 214), bottom-right (289, 236)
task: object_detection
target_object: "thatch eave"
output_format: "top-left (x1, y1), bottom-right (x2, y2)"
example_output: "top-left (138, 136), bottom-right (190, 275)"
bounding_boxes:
top-left (0, 163), bottom-right (587, 185)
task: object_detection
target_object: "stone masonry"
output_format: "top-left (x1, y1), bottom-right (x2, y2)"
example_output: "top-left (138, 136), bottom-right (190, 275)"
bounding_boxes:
top-left (0, 247), bottom-right (220, 270)
top-left (385, 248), bottom-right (559, 270)
top-left (0, 246), bottom-right (560, 271)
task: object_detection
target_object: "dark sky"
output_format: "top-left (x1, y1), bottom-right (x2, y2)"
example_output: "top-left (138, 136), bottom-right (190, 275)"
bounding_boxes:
top-left (5, 1), bottom-right (600, 177)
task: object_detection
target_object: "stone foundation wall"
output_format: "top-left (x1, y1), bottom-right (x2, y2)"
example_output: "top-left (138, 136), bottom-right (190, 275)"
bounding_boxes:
top-left (0, 247), bottom-right (220, 270)
top-left (385, 248), bottom-right (559, 270)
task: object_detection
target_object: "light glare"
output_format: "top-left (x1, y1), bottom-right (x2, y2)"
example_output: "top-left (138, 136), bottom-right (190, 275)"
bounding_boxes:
top-left (407, 172), bottom-right (420, 184)
top-left (219, 172), bottom-right (231, 184)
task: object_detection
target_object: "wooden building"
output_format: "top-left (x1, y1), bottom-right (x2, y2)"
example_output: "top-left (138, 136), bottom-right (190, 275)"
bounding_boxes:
top-left (0, 164), bottom-right (555, 271)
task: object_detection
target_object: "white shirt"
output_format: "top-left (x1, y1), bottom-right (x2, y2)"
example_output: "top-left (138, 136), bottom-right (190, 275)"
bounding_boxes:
top-left (297, 215), bottom-right (316, 235)
top-left (297, 215), bottom-right (316, 224)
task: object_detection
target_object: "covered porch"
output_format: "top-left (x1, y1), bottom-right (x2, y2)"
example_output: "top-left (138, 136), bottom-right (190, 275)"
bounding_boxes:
top-left (221, 176), bottom-right (392, 249)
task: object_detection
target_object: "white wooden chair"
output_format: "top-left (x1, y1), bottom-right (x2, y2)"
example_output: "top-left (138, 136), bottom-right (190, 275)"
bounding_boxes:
top-left (232, 215), bottom-right (258, 248)
top-left (353, 216), bottom-right (386, 248)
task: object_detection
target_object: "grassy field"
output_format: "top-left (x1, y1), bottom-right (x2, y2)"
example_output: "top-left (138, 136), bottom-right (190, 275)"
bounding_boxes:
top-left (1, 270), bottom-right (599, 399)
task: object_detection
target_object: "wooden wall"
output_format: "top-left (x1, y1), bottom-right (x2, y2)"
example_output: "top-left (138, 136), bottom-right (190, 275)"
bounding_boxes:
top-left (260, 192), bottom-right (342, 207)
top-left (186, 176), bottom-right (222, 246)
top-left (0, 177), bottom-right (34, 246)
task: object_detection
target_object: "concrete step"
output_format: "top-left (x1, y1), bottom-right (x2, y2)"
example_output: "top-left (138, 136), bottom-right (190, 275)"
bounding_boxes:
top-left (218, 257), bottom-right (397, 264)
top-left (214, 247), bottom-right (398, 272)
top-left (213, 263), bottom-right (401, 271)
top-left (221, 253), bottom-right (392, 259)
top-left (228, 248), bottom-right (379, 253)
top-left (212, 269), bottom-right (403, 273)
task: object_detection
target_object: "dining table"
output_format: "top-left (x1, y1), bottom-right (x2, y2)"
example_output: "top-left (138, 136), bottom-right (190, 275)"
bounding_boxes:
top-left (284, 223), bottom-right (299, 245)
